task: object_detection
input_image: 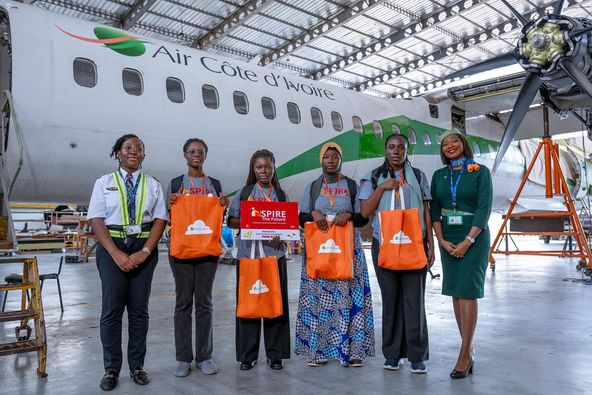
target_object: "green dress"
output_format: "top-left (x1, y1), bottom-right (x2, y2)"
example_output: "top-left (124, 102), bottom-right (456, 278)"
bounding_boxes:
top-left (430, 164), bottom-right (493, 298)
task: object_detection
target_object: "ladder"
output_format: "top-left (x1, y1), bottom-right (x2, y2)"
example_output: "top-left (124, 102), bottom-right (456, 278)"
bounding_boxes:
top-left (0, 257), bottom-right (47, 377)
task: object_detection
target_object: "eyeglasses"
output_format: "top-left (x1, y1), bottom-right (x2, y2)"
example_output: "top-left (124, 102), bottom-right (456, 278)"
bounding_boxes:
top-left (185, 149), bottom-right (206, 157)
top-left (121, 145), bottom-right (144, 153)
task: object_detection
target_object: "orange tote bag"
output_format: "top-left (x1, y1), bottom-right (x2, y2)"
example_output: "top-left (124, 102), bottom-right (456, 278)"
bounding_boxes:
top-left (237, 241), bottom-right (283, 319)
top-left (304, 221), bottom-right (354, 280)
top-left (378, 189), bottom-right (427, 270)
top-left (170, 195), bottom-right (224, 259)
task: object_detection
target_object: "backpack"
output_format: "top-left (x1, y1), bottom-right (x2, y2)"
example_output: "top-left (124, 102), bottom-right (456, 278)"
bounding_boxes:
top-left (171, 175), bottom-right (222, 196)
top-left (309, 175), bottom-right (369, 228)
top-left (370, 166), bottom-right (422, 190)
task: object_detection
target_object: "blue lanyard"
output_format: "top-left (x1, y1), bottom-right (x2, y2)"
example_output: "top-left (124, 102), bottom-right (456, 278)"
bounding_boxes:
top-left (449, 164), bottom-right (466, 211)
top-left (119, 171), bottom-right (141, 224)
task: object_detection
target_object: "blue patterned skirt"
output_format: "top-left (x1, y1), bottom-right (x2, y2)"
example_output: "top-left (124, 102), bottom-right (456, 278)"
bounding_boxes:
top-left (294, 229), bottom-right (375, 364)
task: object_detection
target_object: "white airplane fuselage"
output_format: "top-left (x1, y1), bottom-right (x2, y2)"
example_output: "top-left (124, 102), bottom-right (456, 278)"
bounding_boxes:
top-left (0, 1), bottom-right (551, 209)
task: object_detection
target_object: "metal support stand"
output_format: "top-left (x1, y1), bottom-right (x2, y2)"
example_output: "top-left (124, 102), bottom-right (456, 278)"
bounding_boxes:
top-left (489, 106), bottom-right (592, 276)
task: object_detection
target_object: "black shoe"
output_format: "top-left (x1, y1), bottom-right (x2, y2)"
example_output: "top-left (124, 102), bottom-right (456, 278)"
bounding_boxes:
top-left (130, 367), bottom-right (150, 385)
top-left (239, 360), bottom-right (257, 370)
top-left (99, 372), bottom-right (118, 391)
top-left (450, 358), bottom-right (474, 379)
top-left (267, 358), bottom-right (283, 370)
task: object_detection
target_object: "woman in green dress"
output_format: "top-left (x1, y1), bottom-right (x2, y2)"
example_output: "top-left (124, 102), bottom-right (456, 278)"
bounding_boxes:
top-left (429, 129), bottom-right (493, 379)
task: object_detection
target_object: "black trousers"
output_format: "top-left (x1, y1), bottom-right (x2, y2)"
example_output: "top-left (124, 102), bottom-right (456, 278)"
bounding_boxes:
top-left (371, 238), bottom-right (429, 362)
top-left (235, 256), bottom-right (290, 362)
top-left (169, 255), bottom-right (218, 363)
top-left (96, 237), bottom-right (158, 373)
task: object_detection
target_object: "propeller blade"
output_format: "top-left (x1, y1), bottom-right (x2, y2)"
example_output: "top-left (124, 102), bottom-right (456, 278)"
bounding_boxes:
top-left (492, 71), bottom-right (542, 173)
top-left (553, 0), bottom-right (567, 14)
top-left (499, 0), bottom-right (528, 26)
top-left (559, 59), bottom-right (592, 98)
top-left (446, 52), bottom-right (517, 80)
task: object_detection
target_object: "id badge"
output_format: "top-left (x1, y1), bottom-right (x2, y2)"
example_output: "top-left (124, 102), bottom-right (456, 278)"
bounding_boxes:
top-left (447, 215), bottom-right (463, 226)
top-left (126, 225), bottom-right (141, 235)
top-left (326, 214), bottom-right (336, 222)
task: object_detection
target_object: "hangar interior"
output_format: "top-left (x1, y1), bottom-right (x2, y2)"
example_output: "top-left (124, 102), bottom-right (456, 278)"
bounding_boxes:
top-left (1, 0), bottom-right (592, 394)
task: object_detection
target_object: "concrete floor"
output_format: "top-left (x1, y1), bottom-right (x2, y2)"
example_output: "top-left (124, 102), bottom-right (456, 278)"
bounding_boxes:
top-left (0, 236), bottom-right (591, 395)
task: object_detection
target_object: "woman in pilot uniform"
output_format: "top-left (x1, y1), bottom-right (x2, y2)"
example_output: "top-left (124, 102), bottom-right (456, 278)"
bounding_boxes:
top-left (87, 134), bottom-right (167, 391)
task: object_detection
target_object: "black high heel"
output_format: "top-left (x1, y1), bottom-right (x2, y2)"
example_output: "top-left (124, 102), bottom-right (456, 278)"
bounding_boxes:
top-left (450, 358), bottom-right (474, 379)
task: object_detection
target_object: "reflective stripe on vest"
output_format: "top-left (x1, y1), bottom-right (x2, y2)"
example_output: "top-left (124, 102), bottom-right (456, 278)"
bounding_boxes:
top-left (111, 172), bottom-right (149, 238)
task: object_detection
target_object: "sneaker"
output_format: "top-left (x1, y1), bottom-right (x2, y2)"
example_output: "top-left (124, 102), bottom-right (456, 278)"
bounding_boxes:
top-left (196, 359), bottom-right (219, 375)
top-left (349, 359), bottom-right (363, 367)
top-left (307, 361), bottom-right (327, 367)
top-left (384, 359), bottom-right (404, 371)
top-left (410, 361), bottom-right (427, 374)
top-left (174, 361), bottom-right (191, 377)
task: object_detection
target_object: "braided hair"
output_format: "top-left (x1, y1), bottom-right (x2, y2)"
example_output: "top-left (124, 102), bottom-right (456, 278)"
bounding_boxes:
top-left (109, 134), bottom-right (143, 159)
top-left (245, 149), bottom-right (284, 194)
top-left (374, 133), bottom-right (411, 180)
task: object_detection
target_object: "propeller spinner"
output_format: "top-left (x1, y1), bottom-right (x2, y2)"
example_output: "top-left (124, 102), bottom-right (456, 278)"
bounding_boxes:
top-left (490, 0), bottom-right (592, 172)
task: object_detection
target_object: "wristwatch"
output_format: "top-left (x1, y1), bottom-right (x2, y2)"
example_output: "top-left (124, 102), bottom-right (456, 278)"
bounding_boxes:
top-left (141, 246), bottom-right (151, 255)
top-left (465, 236), bottom-right (475, 244)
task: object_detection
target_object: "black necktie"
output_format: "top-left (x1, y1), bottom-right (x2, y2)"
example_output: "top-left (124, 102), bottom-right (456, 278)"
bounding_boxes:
top-left (125, 173), bottom-right (135, 223)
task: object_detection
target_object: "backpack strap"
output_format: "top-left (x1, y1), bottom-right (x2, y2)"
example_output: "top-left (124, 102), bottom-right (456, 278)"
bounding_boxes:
top-left (411, 167), bottom-right (422, 185)
top-left (239, 184), bottom-right (256, 201)
top-left (308, 175), bottom-right (325, 212)
top-left (370, 167), bottom-right (381, 190)
top-left (209, 176), bottom-right (222, 196)
top-left (171, 175), bottom-right (183, 194)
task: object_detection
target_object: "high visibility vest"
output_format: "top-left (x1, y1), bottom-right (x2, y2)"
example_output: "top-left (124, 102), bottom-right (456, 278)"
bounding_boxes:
top-left (108, 172), bottom-right (150, 238)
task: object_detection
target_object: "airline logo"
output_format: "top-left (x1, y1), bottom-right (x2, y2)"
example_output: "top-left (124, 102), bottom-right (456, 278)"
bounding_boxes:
top-left (390, 231), bottom-right (412, 244)
top-left (318, 239), bottom-right (342, 254)
top-left (249, 279), bottom-right (269, 295)
top-left (185, 219), bottom-right (212, 235)
top-left (57, 26), bottom-right (147, 56)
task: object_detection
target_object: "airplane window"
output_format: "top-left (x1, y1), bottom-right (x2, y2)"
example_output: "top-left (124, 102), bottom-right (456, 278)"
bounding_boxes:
top-left (202, 85), bottom-right (219, 109)
top-left (122, 68), bottom-right (143, 96)
top-left (73, 58), bottom-right (97, 88)
top-left (436, 132), bottom-right (442, 145)
top-left (287, 102), bottom-right (301, 124)
top-left (233, 91), bottom-right (249, 115)
top-left (407, 128), bottom-right (417, 144)
top-left (488, 144), bottom-right (495, 154)
top-left (166, 77), bottom-right (185, 103)
top-left (331, 111), bottom-right (343, 132)
top-left (352, 116), bottom-right (363, 134)
top-left (473, 142), bottom-right (481, 156)
top-left (373, 120), bottom-right (383, 138)
top-left (261, 97), bottom-right (276, 119)
top-left (422, 131), bottom-right (431, 145)
top-left (311, 107), bottom-right (323, 128)
top-left (391, 124), bottom-right (401, 134)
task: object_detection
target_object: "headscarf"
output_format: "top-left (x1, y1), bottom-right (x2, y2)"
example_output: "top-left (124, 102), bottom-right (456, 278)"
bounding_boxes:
top-left (319, 142), bottom-right (343, 183)
top-left (439, 128), bottom-right (464, 141)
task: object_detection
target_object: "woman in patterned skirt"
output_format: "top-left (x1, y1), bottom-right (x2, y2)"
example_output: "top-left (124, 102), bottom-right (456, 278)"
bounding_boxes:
top-left (295, 142), bottom-right (375, 367)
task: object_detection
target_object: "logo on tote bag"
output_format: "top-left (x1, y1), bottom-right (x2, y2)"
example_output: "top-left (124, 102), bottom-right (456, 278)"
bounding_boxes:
top-left (390, 231), bottom-right (412, 244)
top-left (318, 239), bottom-right (342, 253)
top-left (249, 279), bottom-right (270, 294)
top-left (185, 219), bottom-right (213, 235)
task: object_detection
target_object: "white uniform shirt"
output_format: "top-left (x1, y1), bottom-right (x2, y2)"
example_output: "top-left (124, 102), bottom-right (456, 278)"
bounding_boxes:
top-left (87, 169), bottom-right (168, 225)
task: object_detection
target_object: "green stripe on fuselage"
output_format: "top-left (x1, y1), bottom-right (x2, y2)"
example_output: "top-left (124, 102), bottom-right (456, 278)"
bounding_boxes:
top-left (276, 115), bottom-right (505, 179)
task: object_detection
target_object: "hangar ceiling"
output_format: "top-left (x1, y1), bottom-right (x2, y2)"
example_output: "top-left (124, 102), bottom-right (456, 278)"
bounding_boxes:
top-left (24, 0), bottom-right (592, 98)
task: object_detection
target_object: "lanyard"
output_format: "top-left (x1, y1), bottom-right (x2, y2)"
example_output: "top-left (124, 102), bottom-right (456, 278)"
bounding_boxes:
top-left (322, 174), bottom-right (341, 209)
top-left (118, 171), bottom-right (141, 224)
top-left (256, 183), bottom-right (274, 201)
top-left (187, 175), bottom-right (206, 195)
top-left (449, 164), bottom-right (466, 212)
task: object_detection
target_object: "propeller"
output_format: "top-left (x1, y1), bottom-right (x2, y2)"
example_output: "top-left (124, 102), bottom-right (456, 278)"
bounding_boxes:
top-left (445, 52), bottom-right (518, 81)
top-left (492, 71), bottom-right (542, 173)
